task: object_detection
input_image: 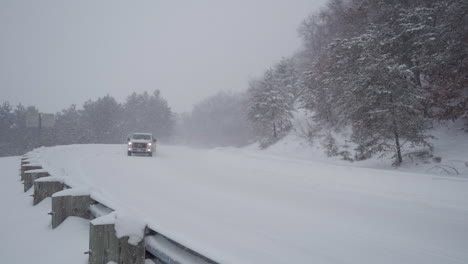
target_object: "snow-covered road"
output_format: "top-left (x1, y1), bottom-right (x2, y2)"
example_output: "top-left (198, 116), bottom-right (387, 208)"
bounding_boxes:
top-left (25, 144), bottom-right (468, 264)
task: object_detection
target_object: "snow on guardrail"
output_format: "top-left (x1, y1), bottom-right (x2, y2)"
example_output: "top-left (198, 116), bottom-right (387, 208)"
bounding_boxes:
top-left (19, 151), bottom-right (220, 264)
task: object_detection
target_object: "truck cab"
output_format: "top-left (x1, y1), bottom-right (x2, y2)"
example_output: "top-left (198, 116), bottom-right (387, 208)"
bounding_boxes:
top-left (127, 132), bottom-right (156, 156)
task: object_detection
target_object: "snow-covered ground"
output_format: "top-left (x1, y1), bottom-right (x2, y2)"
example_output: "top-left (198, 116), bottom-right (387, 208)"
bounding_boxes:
top-left (0, 156), bottom-right (88, 264)
top-left (268, 119), bottom-right (468, 177)
top-left (10, 142), bottom-right (468, 264)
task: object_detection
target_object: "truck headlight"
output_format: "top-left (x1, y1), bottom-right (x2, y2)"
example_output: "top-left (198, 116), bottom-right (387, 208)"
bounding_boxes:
top-left (128, 142), bottom-right (132, 145)
top-left (147, 143), bottom-right (152, 146)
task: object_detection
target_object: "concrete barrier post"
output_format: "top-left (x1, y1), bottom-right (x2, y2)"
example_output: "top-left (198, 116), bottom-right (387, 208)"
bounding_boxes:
top-left (89, 223), bottom-right (120, 264)
top-left (23, 170), bottom-right (49, 192)
top-left (21, 156), bottom-right (31, 163)
top-left (119, 236), bottom-right (146, 264)
top-left (21, 164), bottom-right (42, 181)
top-left (51, 195), bottom-right (72, 228)
top-left (89, 215), bottom-right (145, 264)
top-left (51, 190), bottom-right (92, 229)
top-left (33, 178), bottom-right (65, 205)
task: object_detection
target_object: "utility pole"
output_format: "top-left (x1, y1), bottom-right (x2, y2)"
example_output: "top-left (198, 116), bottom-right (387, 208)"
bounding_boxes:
top-left (38, 113), bottom-right (42, 147)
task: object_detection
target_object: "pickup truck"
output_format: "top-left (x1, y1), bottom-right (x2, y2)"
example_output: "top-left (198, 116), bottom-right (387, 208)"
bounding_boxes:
top-left (127, 132), bottom-right (156, 156)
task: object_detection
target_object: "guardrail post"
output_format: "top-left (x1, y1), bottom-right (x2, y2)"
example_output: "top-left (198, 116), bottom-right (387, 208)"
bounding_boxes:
top-left (23, 170), bottom-right (49, 192)
top-left (33, 177), bottom-right (65, 205)
top-left (89, 222), bottom-right (120, 264)
top-left (21, 164), bottom-right (42, 181)
top-left (89, 215), bottom-right (145, 264)
top-left (51, 190), bottom-right (92, 229)
top-left (120, 236), bottom-right (146, 264)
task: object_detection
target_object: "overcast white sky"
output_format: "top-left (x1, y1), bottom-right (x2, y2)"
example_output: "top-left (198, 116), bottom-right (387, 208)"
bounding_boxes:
top-left (0, 0), bottom-right (326, 113)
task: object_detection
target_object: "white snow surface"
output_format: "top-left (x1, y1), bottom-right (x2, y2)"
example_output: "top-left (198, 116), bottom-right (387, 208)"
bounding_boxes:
top-left (0, 156), bottom-right (89, 264)
top-left (22, 158), bottom-right (39, 163)
top-left (35, 176), bottom-right (65, 183)
top-left (114, 212), bottom-right (146, 246)
top-left (19, 144), bottom-right (468, 264)
top-left (24, 168), bottom-right (48, 173)
top-left (90, 211), bottom-right (117, 226)
top-left (277, 115), bottom-right (468, 177)
top-left (22, 162), bottom-right (42, 167)
top-left (52, 188), bottom-right (91, 197)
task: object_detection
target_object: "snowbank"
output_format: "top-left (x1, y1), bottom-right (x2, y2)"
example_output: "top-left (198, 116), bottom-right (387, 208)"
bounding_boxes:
top-left (0, 156), bottom-right (88, 264)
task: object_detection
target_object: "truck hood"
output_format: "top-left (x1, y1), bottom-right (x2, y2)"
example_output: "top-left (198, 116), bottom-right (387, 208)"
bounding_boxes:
top-left (129, 139), bottom-right (152, 143)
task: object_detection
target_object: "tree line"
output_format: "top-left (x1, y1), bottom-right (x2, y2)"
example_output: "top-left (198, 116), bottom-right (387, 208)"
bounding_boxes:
top-left (246, 0), bottom-right (467, 165)
top-left (2, 0), bottom-right (465, 164)
top-left (0, 90), bottom-right (174, 156)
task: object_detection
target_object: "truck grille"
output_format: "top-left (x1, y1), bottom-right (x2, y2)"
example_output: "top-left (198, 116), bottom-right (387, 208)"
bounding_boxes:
top-left (133, 143), bottom-right (147, 149)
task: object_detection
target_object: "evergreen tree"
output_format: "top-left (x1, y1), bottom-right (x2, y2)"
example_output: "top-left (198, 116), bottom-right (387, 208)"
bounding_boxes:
top-left (54, 104), bottom-right (83, 145)
top-left (398, 0), bottom-right (468, 126)
top-left (247, 67), bottom-right (295, 146)
top-left (0, 102), bottom-right (14, 155)
top-left (122, 90), bottom-right (174, 141)
top-left (319, 26), bottom-right (431, 165)
top-left (81, 95), bottom-right (122, 143)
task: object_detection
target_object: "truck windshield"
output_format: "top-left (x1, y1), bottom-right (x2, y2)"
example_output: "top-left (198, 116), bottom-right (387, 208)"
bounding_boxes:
top-left (132, 134), bottom-right (151, 140)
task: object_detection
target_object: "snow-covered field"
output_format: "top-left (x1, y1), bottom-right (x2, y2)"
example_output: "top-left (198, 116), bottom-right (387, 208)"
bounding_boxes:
top-left (4, 142), bottom-right (467, 264)
top-left (0, 156), bottom-right (89, 264)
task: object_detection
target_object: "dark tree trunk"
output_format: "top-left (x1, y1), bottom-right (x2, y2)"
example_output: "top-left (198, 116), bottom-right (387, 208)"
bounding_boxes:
top-left (392, 121), bottom-right (403, 166)
top-left (390, 93), bottom-right (403, 166)
top-left (272, 111), bottom-right (277, 138)
top-left (273, 122), bottom-right (277, 138)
